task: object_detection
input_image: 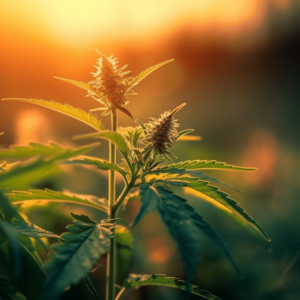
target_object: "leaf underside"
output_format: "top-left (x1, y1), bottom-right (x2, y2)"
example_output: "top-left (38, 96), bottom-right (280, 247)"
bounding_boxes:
top-left (122, 274), bottom-right (222, 300)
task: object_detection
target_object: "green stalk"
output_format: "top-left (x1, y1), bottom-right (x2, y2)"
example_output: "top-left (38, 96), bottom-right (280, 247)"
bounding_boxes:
top-left (106, 109), bottom-right (118, 300)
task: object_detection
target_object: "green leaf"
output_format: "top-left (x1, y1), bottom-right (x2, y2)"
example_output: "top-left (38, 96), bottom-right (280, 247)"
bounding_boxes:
top-left (54, 77), bottom-right (99, 96)
top-left (116, 225), bottom-right (132, 279)
top-left (0, 143), bottom-right (100, 189)
top-left (0, 189), bottom-right (23, 222)
top-left (0, 142), bottom-right (99, 161)
top-left (131, 184), bottom-right (200, 291)
top-left (156, 160), bottom-right (257, 171)
top-left (127, 59), bottom-right (174, 92)
top-left (0, 221), bottom-right (60, 240)
top-left (4, 189), bottom-right (107, 213)
top-left (0, 221), bottom-right (22, 280)
top-left (131, 185), bottom-right (240, 291)
top-left (164, 177), bottom-right (270, 241)
top-left (43, 214), bottom-right (114, 300)
top-left (74, 131), bottom-right (131, 168)
top-left (2, 99), bottom-right (105, 132)
top-left (130, 185), bottom-right (160, 227)
top-left (63, 156), bottom-right (127, 178)
top-left (147, 170), bottom-right (240, 192)
top-left (118, 274), bottom-right (221, 300)
top-left (0, 279), bottom-right (26, 300)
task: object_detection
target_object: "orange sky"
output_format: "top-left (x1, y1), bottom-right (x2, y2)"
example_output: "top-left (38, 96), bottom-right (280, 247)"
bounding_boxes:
top-left (1, 0), bottom-right (289, 47)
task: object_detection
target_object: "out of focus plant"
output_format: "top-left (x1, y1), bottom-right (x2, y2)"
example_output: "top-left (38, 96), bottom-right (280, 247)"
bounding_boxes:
top-left (0, 51), bottom-right (270, 300)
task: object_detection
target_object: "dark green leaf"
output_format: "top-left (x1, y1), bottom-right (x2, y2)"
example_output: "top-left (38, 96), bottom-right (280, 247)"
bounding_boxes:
top-left (0, 221), bottom-right (60, 240)
top-left (130, 185), bottom-right (160, 227)
top-left (0, 279), bottom-right (26, 300)
top-left (165, 177), bottom-right (270, 241)
top-left (119, 274), bottom-right (221, 300)
top-left (43, 214), bottom-right (114, 300)
top-left (131, 185), bottom-right (241, 291)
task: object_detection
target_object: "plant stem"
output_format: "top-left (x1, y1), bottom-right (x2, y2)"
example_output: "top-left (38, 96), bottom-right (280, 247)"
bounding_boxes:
top-left (106, 109), bottom-right (117, 300)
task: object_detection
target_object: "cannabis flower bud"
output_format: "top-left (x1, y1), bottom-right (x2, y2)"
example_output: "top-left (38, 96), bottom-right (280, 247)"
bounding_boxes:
top-left (87, 50), bottom-right (135, 115)
top-left (143, 103), bottom-right (186, 154)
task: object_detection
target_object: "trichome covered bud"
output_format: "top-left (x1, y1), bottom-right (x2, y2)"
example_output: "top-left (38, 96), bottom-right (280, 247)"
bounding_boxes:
top-left (88, 50), bottom-right (134, 114)
top-left (143, 103), bottom-right (186, 154)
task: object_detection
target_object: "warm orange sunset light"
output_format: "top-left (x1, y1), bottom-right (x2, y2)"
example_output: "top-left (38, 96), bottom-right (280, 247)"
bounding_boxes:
top-left (1, 0), bottom-right (280, 46)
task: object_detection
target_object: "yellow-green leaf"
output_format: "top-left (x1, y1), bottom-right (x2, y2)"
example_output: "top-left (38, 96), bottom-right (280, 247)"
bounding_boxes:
top-left (2, 98), bottom-right (105, 132)
top-left (127, 59), bottom-right (174, 92)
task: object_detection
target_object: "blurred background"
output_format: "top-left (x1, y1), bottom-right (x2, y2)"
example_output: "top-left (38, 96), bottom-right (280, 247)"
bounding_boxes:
top-left (1, 0), bottom-right (300, 299)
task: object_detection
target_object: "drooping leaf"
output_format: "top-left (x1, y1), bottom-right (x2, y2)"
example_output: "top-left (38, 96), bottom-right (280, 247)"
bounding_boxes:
top-left (118, 274), bottom-right (221, 300)
top-left (0, 142), bottom-right (99, 161)
top-left (62, 156), bottom-right (127, 178)
top-left (131, 184), bottom-right (200, 292)
top-left (4, 189), bottom-right (107, 213)
top-left (2, 99), bottom-right (105, 132)
top-left (163, 177), bottom-right (270, 241)
top-left (127, 59), bottom-right (174, 92)
top-left (114, 102), bottom-right (134, 120)
top-left (43, 213), bottom-right (114, 300)
top-left (0, 221), bottom-right (60, 240)
top-left (131, 185), bottom-right (241, 291)
top-left (156, 160), bottom-right (257, 172)
top-left (74, 131), bottom-right (131, 168)
top-left (116, 225), bottom-right (132, 280)
top-left (130, 185), bottom-right (160, 227)
top-left (0, 279), bottom-right (26, 300)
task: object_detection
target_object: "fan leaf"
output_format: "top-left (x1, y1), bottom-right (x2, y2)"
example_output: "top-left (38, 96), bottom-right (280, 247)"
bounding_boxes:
top-left (0, 221), bottom-right (60, 240)
top-left (156, 160), bottom-right (257, 171)
top-left (43, 213), bottom-right (114, 300)
top-left (4, 189), bottom-right (107, 213)
top-left (0, 142), bottom-right (99, 161)
top-left (2, 99), bottom-right (105, 132)
top-left (119, 274), bottom-right (221, 300)
top-left (163, 177), bottom-right (270, 241)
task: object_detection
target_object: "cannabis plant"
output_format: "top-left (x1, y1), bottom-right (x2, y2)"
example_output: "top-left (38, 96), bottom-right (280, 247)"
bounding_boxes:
top-left (0, 51), bottom-right (270, 300)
